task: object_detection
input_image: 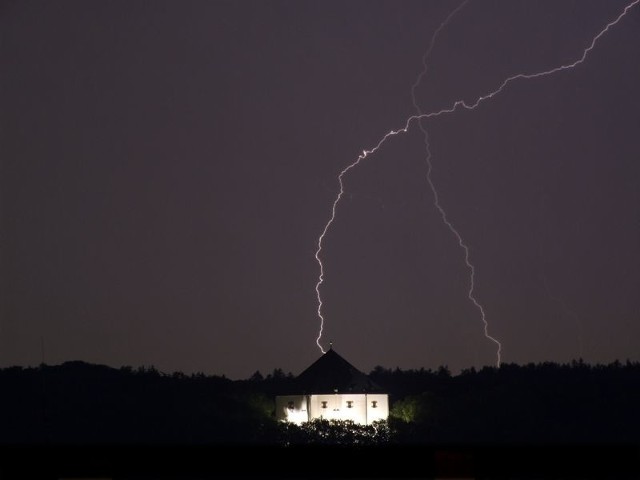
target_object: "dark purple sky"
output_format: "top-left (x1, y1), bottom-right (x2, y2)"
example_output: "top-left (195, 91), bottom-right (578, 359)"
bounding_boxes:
top-left (2, 0), bottom-right (639, 379)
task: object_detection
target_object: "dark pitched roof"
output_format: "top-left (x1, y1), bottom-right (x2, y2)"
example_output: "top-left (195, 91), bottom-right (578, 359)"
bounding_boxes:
top-left (295, 348), bottom-right (383, 394)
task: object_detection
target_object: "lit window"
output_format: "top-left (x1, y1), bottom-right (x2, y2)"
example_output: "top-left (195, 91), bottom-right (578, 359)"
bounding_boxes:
top-left (321, 401), bottom-right (328, 409)
top-left (371, 400), bottom-right (378, 408)
top-left (346, 401), bottom-right (353, 408)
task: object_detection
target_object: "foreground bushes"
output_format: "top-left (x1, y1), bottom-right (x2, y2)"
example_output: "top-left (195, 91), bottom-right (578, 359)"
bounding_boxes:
top-left (276, 419), bottom-right (392, 445)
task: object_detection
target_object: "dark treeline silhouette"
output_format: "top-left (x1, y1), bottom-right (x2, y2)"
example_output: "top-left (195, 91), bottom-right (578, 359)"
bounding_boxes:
top-left (0, 362), bottom-right (284, 445)
top-left (1, 359), bottom-right (639, 446)
top-left (372, 360), bottom-right (640, 445)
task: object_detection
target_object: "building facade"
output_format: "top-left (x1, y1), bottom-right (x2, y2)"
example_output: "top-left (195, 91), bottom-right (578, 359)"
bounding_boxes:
top-left (275, 348), bottom-right (389, 425)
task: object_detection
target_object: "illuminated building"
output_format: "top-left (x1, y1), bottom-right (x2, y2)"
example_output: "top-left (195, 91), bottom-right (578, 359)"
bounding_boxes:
top-left (275, 346), bottom-right (389, 425)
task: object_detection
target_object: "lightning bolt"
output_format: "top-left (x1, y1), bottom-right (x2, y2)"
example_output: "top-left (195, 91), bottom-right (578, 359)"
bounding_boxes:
top-left (314, 0), bottom-right (639, 358)
top-left (408, 0), bottom-right (505, 366)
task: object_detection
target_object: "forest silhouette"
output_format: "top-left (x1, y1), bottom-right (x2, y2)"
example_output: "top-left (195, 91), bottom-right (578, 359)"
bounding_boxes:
top-left (1, 359), bottom-right (638, 446)
top-left (2, 359), bottom-right (639, 477)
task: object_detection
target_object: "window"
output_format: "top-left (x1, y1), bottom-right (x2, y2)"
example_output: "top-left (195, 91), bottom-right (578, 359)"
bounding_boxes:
top-left (371, 400), bottom-right (378, 408)
top-left (321, 401), bottom-right (328, 409)
top-left (287, 401), bottom-right (294, 411)
top-left (346, 401), bottom-right (353, 409)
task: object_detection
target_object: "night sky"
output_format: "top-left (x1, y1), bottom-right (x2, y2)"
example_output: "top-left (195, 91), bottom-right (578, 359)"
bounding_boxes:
top-left (2, 1), bottom-right (639, 379)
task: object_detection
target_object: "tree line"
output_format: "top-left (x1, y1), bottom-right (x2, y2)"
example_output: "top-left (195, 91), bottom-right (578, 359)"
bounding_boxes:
top-left (1, 359), bottom-right (638, 445)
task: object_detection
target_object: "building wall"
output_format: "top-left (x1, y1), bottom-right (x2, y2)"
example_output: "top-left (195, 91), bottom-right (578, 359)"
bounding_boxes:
top-left (309, 393), bottom-right (368, 423)
top-left (365, 393), bottom-right (389, 424)
top-left (275, 393), bottom-right (388, 425)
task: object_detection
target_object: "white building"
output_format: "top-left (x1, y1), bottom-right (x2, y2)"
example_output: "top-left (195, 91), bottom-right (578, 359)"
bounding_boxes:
top-left (275, 347), bottom-right (389, 425)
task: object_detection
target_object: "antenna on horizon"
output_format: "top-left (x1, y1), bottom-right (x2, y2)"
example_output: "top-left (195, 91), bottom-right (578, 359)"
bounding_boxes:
top-left (329, 341), bottom-right (333, 351)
